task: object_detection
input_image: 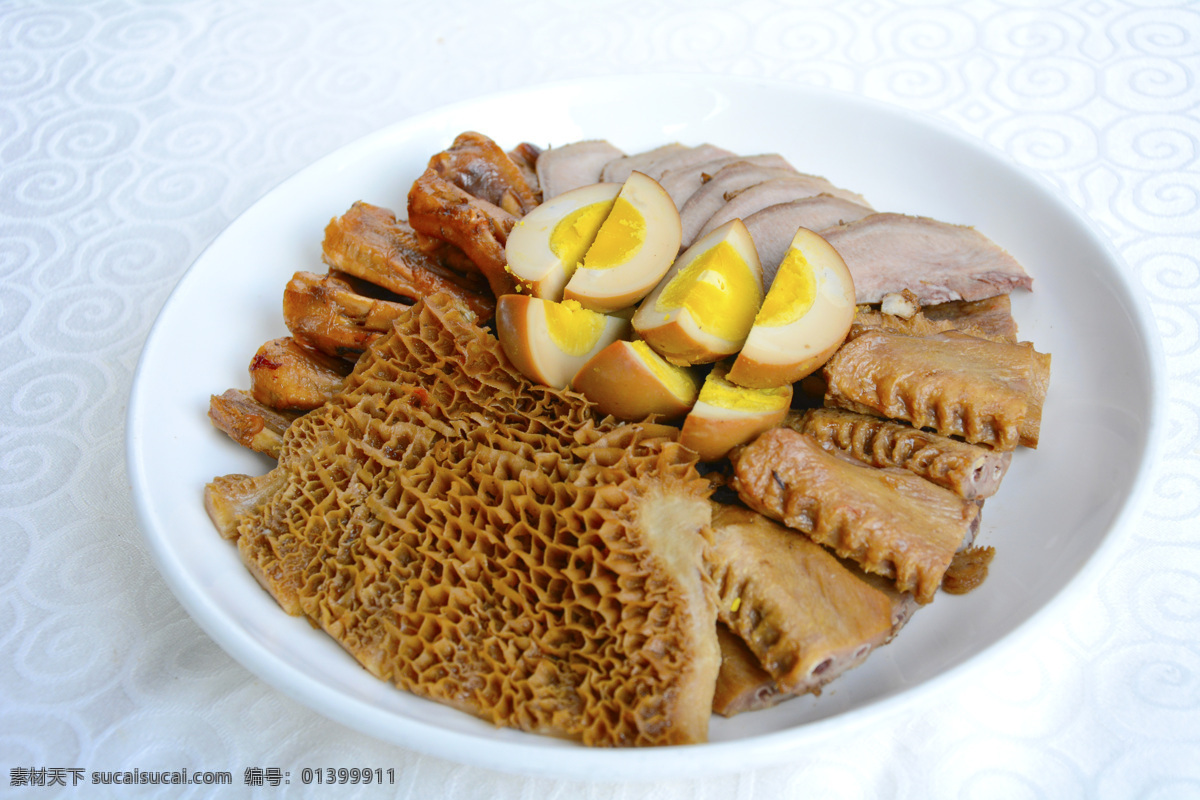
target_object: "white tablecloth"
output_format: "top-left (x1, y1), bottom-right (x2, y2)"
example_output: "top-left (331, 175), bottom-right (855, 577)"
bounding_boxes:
top-left (3, 1), bottom-right (1197, 796)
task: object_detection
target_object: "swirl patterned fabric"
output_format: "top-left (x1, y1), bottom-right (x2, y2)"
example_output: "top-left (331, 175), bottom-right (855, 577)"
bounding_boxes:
top-left (3, 0), bottom-right (1197, 796)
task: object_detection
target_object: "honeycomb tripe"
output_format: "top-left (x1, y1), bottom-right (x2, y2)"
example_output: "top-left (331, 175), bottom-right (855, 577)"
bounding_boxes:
top-left (205, 293), bottom-right (720, 746)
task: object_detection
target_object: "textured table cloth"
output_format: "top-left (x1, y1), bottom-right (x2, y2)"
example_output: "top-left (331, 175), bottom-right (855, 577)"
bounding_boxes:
top-left (3, 1), bottom-right (1197, 796)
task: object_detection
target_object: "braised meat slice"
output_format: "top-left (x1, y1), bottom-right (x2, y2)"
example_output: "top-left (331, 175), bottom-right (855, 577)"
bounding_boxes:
top-left (679, 162), bottom-right (800, 247)
top-left (730, 428), bottom-right (980, 604)
top-left (822, 328), bottom-right (1051, 450)
top-left (322, 201), bottom-right (494, 321)
top-left (923, 294), bottom-right (1019, 342)
top-left (697, 176), bottom-right (872, 244)
top-left (535, 139), bottom-right (624, 200)
top-left (659, 153), bottom-right (794, 209)
top-left (742, 195), bottom-right (874, 284)
top-left (707, 502), bottom-right (900, 698)
top-left (783, 408), bottom-right (1012, 499)
top-left (599, 142), bottom-right (688, 183)
top-left (821, 213), bottom-right (1033, 305)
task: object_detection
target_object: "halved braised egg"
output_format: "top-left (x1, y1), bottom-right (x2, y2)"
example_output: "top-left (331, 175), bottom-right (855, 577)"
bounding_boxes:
top-left (504, 182), bottom-right (621, 300)
top-left (632, 218), bottom-right (763, 365)
top-left (679, 364), bottom-right (792, 461)
top-left (573, 339), bottom-right (700, 421)
top-left (726, 226), bottom-right (855, 389)
top-left (496, 294), bottom-right (631, 389)
top-left (563, 171), bottom-right (682, 313)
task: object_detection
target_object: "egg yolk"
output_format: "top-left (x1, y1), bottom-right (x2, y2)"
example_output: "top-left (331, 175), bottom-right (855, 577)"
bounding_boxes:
top-left (755, 246), bottom-right (816, 327)
top-left (581, 197), bottom-right (645, 269)
top-left (549, 199), bottom-right (615, 275)
top-left (655, 241), bottom-right (762, 341)
top-left (544, 299), bottom-right (608, 356)
top-left (698, 368), bottom-right (791, 411)
top-left (630, 340), bottom-right (699, 401)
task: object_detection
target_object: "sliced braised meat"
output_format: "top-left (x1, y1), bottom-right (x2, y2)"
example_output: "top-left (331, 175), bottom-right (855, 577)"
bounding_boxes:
top-left (535, 139), bottom-right (624, 200)
top-left (742, 195), bottom-right (874, 283)
top-left (678, 162), bottom-right (799, 247)
top-left (659, 153), bottom-right (795, 209)
top-left (599, 142), bottom-right (688, 183)
top-left (632, 142), bottom-right (736, 184)
top-left (783, 407), bottom-right (1013, 499)
top-left (698, 176), bottom-right (872, 244)
top-left (820, 213), bottom-right (1033, 305)
top-left (322, 201), bottom-right (494, 320)
top-left (707, 502), bottom-right (899, 697)
top-left (822, 328), bottom-right (1052, 450)
top-left (730, 428), bottom-right (981, 604)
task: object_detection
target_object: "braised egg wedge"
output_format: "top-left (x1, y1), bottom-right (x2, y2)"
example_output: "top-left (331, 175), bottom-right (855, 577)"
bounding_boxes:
top-left (726, 226), bottom-right (855, 389)
top-left (678, 363), bottom-right (793, 461)
top-left (562, 171), bottom-right (682, 313)
top-left (573, 339), bottom-right (701, 422)
top-left (496, 294), bottom-right (631, 389)
top-left (504, 182), bottom-right (621, 300)
top-left (632, 218), bottom-right (763, 366)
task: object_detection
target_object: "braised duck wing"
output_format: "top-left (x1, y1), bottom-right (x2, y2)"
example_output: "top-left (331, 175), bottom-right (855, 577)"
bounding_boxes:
top-left (742, 195), bottom-right (874, 284)
top-left (248, 337), bottom-right (351, 412)
top-left (535, 139), bottom-right (624, 200)
top-left (407, 169), bottom-right (520, 299)
top-left (821, 213), bottom-right (1033, 305)
top-left (322, 201), bottom-right (494, 321)
top-left (659, 153), bottom-right (794, 209)
top-left (425, 131), bottom-right (540, 216)
top-left (822, 328), bottom-right (1051, 450)
top-left (707, 502), bottom-right (899, 698)
top-left (282, 271), bottom-right (413, 359)
top-left (698, 176), bottom-right (872, 244)
top-left (679, 162), bottom-right (799, 247)
top-left (730, 428), bottom-right (980, 604)
top-left (207, 388), bottom-right (301, 460)
top-left (783, 407), bottom-right (1012, 500)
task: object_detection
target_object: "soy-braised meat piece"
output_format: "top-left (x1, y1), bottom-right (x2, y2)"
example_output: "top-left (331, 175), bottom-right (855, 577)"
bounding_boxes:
top-left (783, 407), bottom-right (1012, 499)
top-left (822, 328), bottom-right (1051, 450)
top-left (282, 271), bottom-right (413, 359)
top-left (658, 153), bottom-right (795, 209)
top-left (322, 201), bottom-right (494, 321)
top-left (821, 213), bottom-right (1033, 305)
top-left (742, 194), bottom-right (874, 283)
top-left (535, 139), bottom-right (624, 200)
top-left (678, 162), bottom-right (800, 247)
top-left (696, 176), bottom-right (872, 243)
top-left (730, 428), bottom-right (980, 604)
top-left (248, 337), bottom-right (351, 411)
top-left (707, 502), bottom-right (903, 698)
top-left (712, 623), bottom-right (787, 717)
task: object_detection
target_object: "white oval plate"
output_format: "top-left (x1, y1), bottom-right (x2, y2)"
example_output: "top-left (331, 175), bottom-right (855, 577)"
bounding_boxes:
top-left (127, 75), bottom-right (1163, 780)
